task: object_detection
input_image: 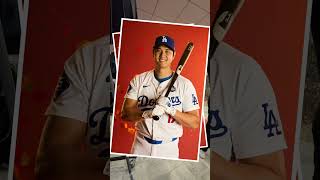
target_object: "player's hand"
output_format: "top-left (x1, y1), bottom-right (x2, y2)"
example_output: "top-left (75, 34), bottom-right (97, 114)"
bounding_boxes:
top-left (157, 96), bottom-right (176, 117)
top-left (152, 105), bottom-right (166, 117)
top-left (157, 96), bottom-right (171, 107)
top-left (142, 110), bottom-right (153, 119)
top-left (142, 106), bottom-right (165, 119)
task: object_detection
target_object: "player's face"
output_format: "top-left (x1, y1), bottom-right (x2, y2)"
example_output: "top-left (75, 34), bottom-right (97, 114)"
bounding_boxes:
top-left (153, 45), bottom-right (175, 69)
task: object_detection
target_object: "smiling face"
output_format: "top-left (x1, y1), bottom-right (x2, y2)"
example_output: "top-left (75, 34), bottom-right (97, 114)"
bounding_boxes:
top-left (153, 45), bottom-right (175, 69)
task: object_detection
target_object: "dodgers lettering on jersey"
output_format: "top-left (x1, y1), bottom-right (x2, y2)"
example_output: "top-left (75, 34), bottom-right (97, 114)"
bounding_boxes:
top-left (88, 106), bottom-right (112, 157)
top-left (209, 42), bottom-right (287, 160)
top-left (46, 36), bottom-right (113, 158)
top-left (137, 95), bottom-right (156, 110)
top-left (208, 110), bottom-right (228, 139)
top-left (137, 95), bottom-right (182, 109)
top-left (125, 70), bottom-right (200, 141)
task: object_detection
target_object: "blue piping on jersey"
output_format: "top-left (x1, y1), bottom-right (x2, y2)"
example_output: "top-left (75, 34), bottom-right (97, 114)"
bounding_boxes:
top-left (154, 71), bottom-right (173, 83)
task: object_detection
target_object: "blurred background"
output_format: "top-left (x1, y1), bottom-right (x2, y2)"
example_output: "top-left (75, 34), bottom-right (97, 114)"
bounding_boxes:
top-left (0, 0), bottom-right (21, 179)
top-left (300, 1), bottom-right (319, 179)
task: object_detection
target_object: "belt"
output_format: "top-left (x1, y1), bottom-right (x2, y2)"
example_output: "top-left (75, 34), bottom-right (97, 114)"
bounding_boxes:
top-left (144, 136), bottom-right (178, 144)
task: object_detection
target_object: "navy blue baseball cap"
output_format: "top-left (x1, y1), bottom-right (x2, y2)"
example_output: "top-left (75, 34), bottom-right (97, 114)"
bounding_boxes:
top-left (153, 35), bottom-right (175, 52)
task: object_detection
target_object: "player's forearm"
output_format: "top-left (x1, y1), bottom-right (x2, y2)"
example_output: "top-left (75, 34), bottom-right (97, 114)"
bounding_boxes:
top-left (211, 151), bottom-right (286, 180)
top-left (35, 146), bottom-right (107, 180)
top-left (121, 108), bottom-right (144, 122)
top-left (173, 111), bottom-right (200, 128)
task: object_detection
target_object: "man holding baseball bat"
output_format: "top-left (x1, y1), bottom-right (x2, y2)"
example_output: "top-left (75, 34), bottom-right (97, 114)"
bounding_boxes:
top-left (121, 35), bottom-right (200, 158)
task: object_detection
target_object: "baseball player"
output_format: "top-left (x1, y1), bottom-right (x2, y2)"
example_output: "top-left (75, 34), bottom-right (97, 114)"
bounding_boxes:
top-left (121, 35), bottom-right (200, 158)
top-left (208, 41), bottom-right (287, 178)
top-left (35, 36), bottom-right (113, 179)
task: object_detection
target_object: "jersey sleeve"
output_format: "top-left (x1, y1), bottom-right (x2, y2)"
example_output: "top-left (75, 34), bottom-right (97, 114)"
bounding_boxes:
top-left (45, 46), bottom-right (90, 122)
top-left (124, 75), bottom-right (139, 100)
top-left (182, 79), bottom-right (200, 112)
top-left (231, 61), bottom-right (287, 159)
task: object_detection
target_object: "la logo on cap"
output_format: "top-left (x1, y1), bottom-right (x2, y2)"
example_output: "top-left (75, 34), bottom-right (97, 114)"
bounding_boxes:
top-left (162, 36), bottom-right (167, 43)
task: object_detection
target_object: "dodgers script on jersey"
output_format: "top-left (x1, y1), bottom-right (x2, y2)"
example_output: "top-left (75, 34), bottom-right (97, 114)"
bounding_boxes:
top-left (209, 43), bottom-right (287, 160)
top-left (45, 36), bottom-right (113, 159)
top-left (125, 70), bottom-right (200, 142)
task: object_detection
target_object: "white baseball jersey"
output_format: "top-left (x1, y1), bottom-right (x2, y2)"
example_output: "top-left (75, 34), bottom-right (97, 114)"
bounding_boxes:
top-left (209, 42), bottom-right (287, 160)
top-left (125, 70), bottom-right (200, 141)
top-left (45, 36), bottom-right (114, 159)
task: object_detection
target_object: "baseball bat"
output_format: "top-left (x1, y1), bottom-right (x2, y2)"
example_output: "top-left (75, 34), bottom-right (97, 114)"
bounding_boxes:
top-left (153, 42), bottom-right (194, 120)
top-left (209, 0), bottom-right (245, 60)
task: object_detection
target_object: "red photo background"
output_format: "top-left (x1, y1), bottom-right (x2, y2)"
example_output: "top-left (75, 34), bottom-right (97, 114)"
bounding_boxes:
top-left (211, 0), bottom-right (308, 179)
top-left (110, 19), bottom-right (210, 160)
top-left (112, 32), bottom-right (208, 149)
